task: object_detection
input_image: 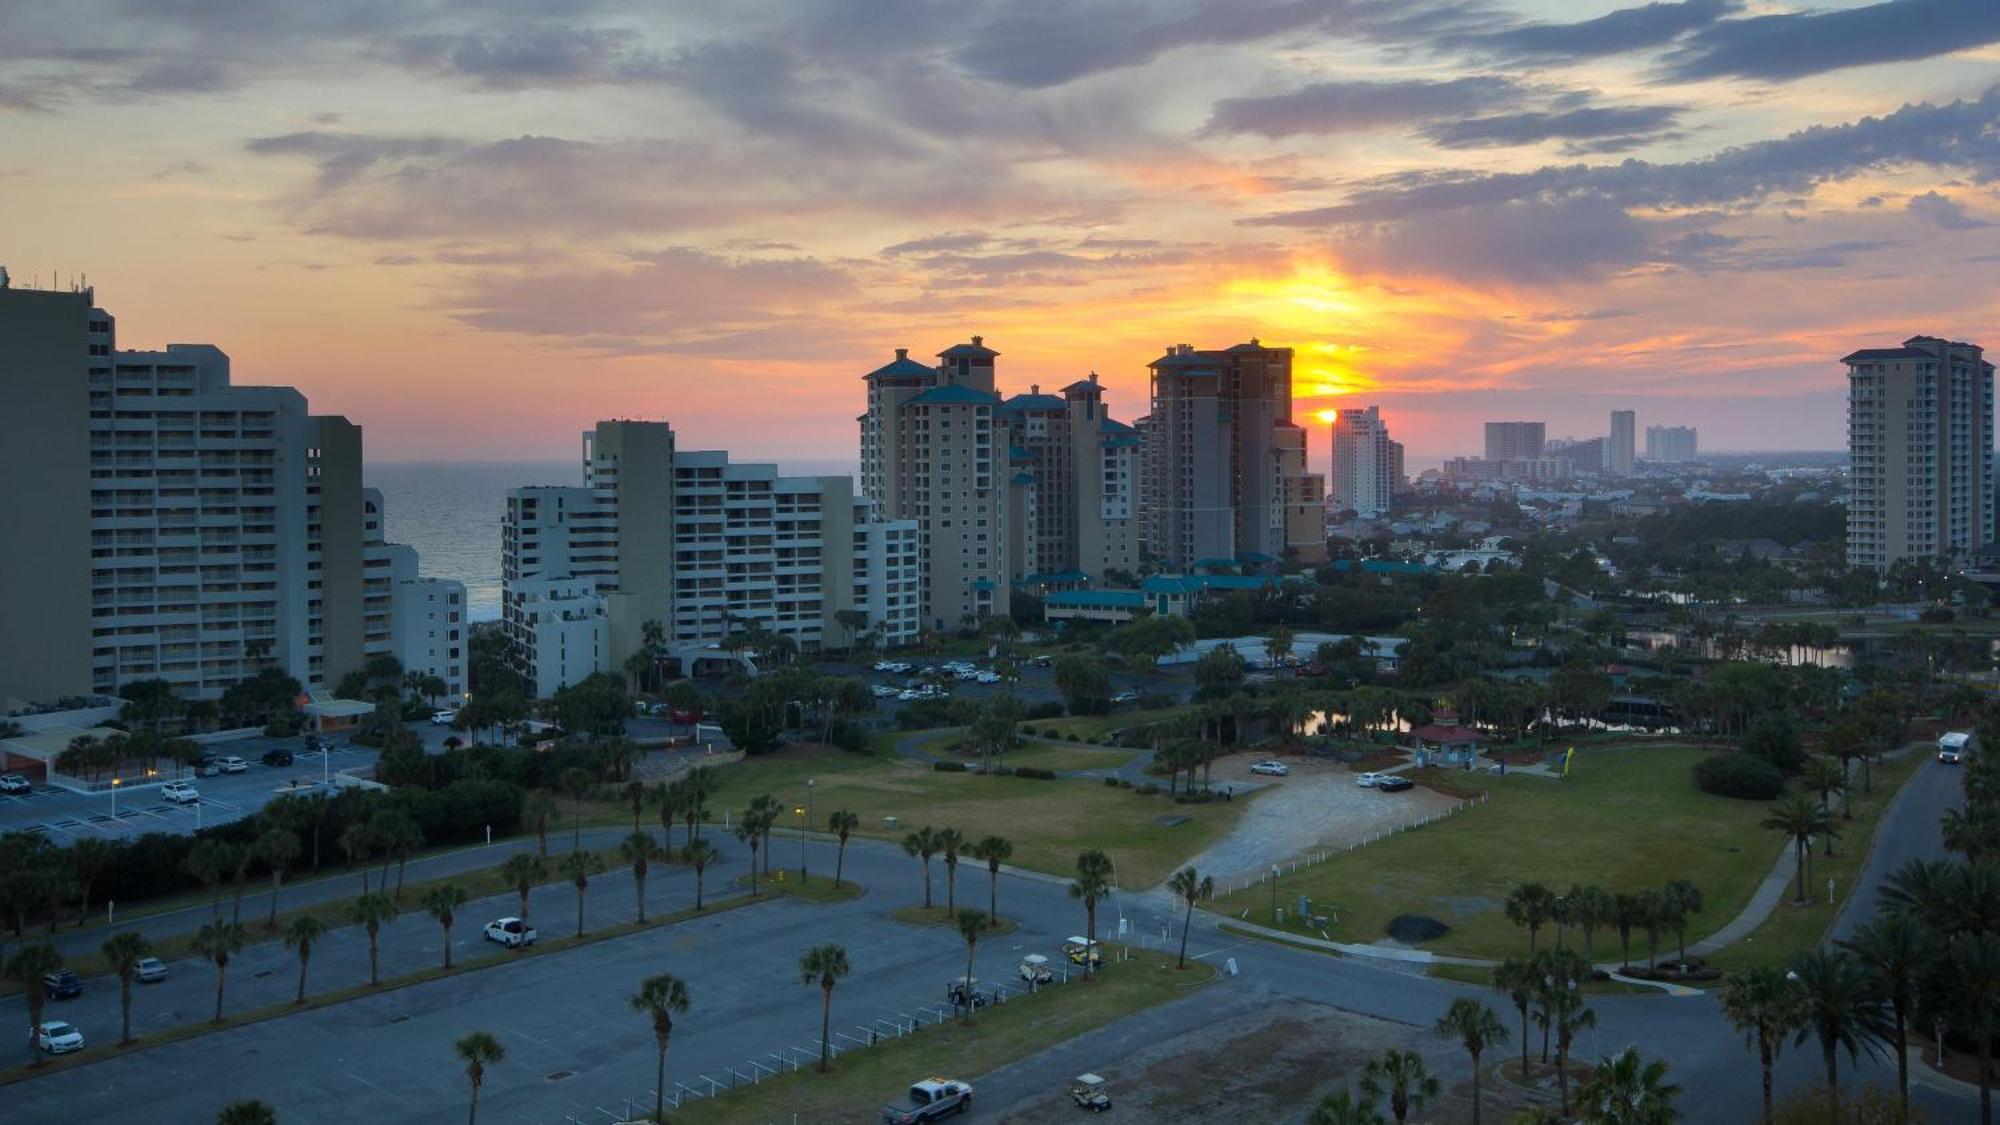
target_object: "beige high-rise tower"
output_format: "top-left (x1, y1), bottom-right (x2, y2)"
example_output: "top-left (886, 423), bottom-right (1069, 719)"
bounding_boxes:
top-left (997, 374), bottom-right (1139, 582)
top-left (1845, 336), bottom-right (1993, 571)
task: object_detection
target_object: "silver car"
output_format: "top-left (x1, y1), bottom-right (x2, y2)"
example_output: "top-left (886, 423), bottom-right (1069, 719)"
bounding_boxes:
top-left (34, 1021), bottom-right (83, 1055)
top-left (134, 956), bottom-right (168, 983)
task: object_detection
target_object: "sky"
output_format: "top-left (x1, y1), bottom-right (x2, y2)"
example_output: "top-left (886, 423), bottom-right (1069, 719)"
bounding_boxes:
top-left (2, 0), bottom-right (1998, 470)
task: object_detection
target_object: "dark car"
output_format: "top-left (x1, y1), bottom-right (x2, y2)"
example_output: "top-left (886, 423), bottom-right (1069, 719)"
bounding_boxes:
top-left (195, 752), bottom-right (223, 778)
top-left (261, 748), bottom-right (294, 767)
top-left (1376, 776), bottom-right (1415, 793)
top-left (43, 969), bottom-right (82, 1000)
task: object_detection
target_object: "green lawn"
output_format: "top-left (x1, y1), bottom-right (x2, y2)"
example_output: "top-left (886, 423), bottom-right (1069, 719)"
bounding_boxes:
top-left (1032, 704), bottom-right (1192, 742)
top-left (687, 743), bottom-right (1253, 888)
top-left (1212, 747), bottom-right (1778, 959)
top-left (901, 731), bottom-right (1137, 774)
top-left (675, 949), bottom-right (1212, 1125)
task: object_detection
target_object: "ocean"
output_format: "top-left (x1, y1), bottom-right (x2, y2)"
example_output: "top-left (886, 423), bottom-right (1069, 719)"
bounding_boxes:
top-left (368, 457), bottom-right (860, 622)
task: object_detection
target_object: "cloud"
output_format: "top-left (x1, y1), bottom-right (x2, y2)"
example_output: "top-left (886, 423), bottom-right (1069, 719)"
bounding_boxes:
top-left (1337, 194), bottom-right (1652, 283)
top-left (1207, 76), bottom-right (1526, 137)
top-left (952, 0), bottom-right (1351, 89)
top-left (1423, 105), bottom-right (1683, 151)
top-left (1661, 0), bottom-right (2000, 82)
top-left (1526, 308), bottom-right (1640, 322)
top-left (1449, 0), bottom-right (1736, 63)
top-left (1905, 190), bottom-right (1990, 229)
top-left (389, 27), bottom-right (663, 89)
top-left (884, 231), bottom-right (994, 255)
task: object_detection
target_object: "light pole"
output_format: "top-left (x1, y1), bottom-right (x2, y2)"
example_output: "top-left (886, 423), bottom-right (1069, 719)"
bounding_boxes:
top-left (110, 776), bottom-right (120, 819)
top-left (804, 778), bottom-right (816, 879)
top-left (795, 803), bottom-right (808, 880)
top-left (1271, 864), bottom-right (1281, 925)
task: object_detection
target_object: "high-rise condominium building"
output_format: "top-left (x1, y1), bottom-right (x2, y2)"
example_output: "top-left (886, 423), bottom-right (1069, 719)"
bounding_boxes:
top-left (997, 375), bottom-right (1140, 582)
top-left (859, 340), bottom-right (1011, 630)
top-left (1483, 421), bottom-right (1546, 462)
top-left (364, 490), bottom-right (467, 699)
top-left (504, 421), bottom-right (919, 696)
top-left (1329, 405), bottom-right (1396, 518)
top-left (1140, 340), bottom-right (1326, 567)
top-left (1608, 411), bottom-right (1635, 474)
top-left (1645, 426), bottom-right (1700, 463)
top-left (0, 275), bottom-right (446, 708)
top-left (1845, 336), bottom-right (1993, 571)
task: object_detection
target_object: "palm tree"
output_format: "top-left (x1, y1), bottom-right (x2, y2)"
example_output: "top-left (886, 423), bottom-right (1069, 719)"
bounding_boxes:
top-left (284, 915), bottom-right (327, 1003)
top-left (1788, 947), bottom-right (1882, 1121)
top-left (936, 827), bottom-right (966, 914)
top-left (746, 794), bottom-right (780, 876)
top-left (193, 920), bottom-right (246, 1023)
top-left (828, 810), bottom-right (860, 890)
top-left (902, 826), bottom-right (939, 909)
top-left (185, 838), bottom-right (230, 920)
top-left (521, 790), bottom-right (558, 859)
top-left (1840, 912), bottom-right (1929, 1118)
top-left (1942, 806), bottom-right (2000, 863)
top-left (1801, 756), bottom-right (1847, 836)
top-left (1762, 794), bottom-right (1832, 905)
top-left (1575, 1046), bottom-right (1681, 1124)
top-left (424, 884), bottom-right (467, 970)
top-left (1069, 848), bottom-right (1114, 981)
top-left (736, 813), bottom-right (766, 896)
top-left (1546, 982), bottom-right (1597, 1117)
top-left (1720, 966), bottom-right (1805, 1124)
top-left (968, 835), bottom-right (1013, 929)
top-left (631, 973), bottom-right (691, 1123)
top-left (1504, 882), bottom-right (1554, 953)
top-left (1308, 1089), bottom-right (1387, 1125)
top-left (558, 850), bottom-right (601, 937)
top-left (1611, 893), bottom-right (1642, 968)
top-left (800, 943), bottom-right (851, 1073)
top-left (954, 909), bottom-right (985, 1023)
top-left (257, 829), bottom-right (300, 931)
top-left (455, 1030), bottom-right (505, 1125)
top-left (6, 942), bottom-right (63, 1066)
top-left (1572, 885), bottom-right (1612, 964)
top-left (1169, 865), bottom-right (1214, 969)
top-left (500, 853), bottom-right (546, 926)
top-left (684, 838), bottom-right (717, 910)
top-left (216, 1100), bottom-right (278, 1125)
top-left (620, 830), bottom-right (659, 923)
top-left (1661, 879), bottom-right (1703, 969)
top-left (1946, 929), bottom-right (2000, 1124)
top-left (338, 821), bottom-right (374, 894)
top-left (348, 892), bottom-right (398, 986)
top-left (1493, 957), bottom-right (1539, 1074)
top-left (1360, 1047), bottom-right (1440, 1125)
top-left (101, 930), bottom-right (153, 1045)
top-left (1636, 887), bottom-right (1668, 969)
top-left (1435, 998), bottom-right (1508, 1125)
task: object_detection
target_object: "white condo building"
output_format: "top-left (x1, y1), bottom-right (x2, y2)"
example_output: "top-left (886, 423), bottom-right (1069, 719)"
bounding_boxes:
top-left (1329, 405), bottom-right (1397, 518)
top-left (1644, 426), bottom-right (1699, 463)
top-left (1845, 336), bottom-right (1993, 571)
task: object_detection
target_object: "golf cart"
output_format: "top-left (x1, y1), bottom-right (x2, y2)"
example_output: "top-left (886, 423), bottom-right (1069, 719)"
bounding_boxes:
top-left (945, 976), bottom-right (996, 1010)
top-left (1062, 936), bottom-right (1103, 967)
top-left (1069, 1073), bottom-right (1112, 1112)
top-left (1018, 954), bottom-right (1054, 986)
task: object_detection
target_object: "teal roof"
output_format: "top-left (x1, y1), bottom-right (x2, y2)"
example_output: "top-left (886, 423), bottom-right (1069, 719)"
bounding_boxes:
top-left (1099, 417), bottom-right (1135, 434)
top-left (1150, 351), bottom-right (1218, 371)
top-left (1330, 559), bottom-right (1433, 575)
top-left (1048, 590), bottom-right (1145, 609)
top-left (938, 340), bottom-right (999, 359)
top-left (972, 579), bottom-right (997, 591)
top-left (908, 384), bottom-right (999, 407)
top-left (1140, 573), bottom-right (1284, 595)
top-left (1191, 557), bottom-right (1237, 569)
top-left (1023, 569), bottom-right (1090, 585)
top-left (865, 353), bottom-right (937, 381)
top-left (1141, 575), bottom-right (1199, 594)
top-left (1062, 379), bottom-right (1101, 394)
top-left (1011, 471), bottom-right (1036, 485)
top-left (1010, 444), bottom-right (1035, 462)
top-left (1000, 393), bottom-right (1065, 413)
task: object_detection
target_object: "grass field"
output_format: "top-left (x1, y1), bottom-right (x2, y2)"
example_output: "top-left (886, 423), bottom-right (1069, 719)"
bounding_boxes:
top-left (676, 948), bottom-right (1213, 1125)
top-left (903, 731), bottom-right (1140, 775)
top-left (1212, 747), bottom-right (1778, 959)
top-left (1031, 705), bottom-right (1192, 742)
top-left (689, 744), bottom-right (1252, 888)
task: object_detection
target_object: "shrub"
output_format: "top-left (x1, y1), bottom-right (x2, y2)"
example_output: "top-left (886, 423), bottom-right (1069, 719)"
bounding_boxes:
top-left (1023, 702), bottom-right (1065, 722)
top-left (1743, 713), bottom-right (1805, 774)
top-left (933, 760), bottom-right (968, 772)
top-left (1692, 752), bottom-right (1786, 799)
top-left (1103, 776), bottom-right (1120, 787)
top-left (1119, 779), bottom-right (1133, 789)
top-left (1135, 782), bottom-right (1160, 796)
top-left (1014, 767), bottom-right (1057, 780)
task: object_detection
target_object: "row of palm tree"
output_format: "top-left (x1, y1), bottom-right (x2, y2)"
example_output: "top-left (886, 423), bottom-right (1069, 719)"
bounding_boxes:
top-left (1306, 1030), bottom-right (1679, 1124)
top-left (1501, 879), bottom-right (1705, 969)
top-left (900, 825), bottom-right (1016, 927)
top-left (1491, 948), bottom-right (1599, 1117)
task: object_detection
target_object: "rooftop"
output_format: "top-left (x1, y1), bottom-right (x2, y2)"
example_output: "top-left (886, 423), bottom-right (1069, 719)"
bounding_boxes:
top-left (908, 384), bottom-right (1000, 407)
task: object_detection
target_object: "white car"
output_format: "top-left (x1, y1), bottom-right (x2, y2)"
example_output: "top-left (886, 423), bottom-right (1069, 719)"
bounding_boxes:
top-left (432, 710), bottom-right (459, 726)
top-left (975, 671), bottom-right (1002, 684)
top-left (34, 1020), bottom-right (83, 1055)
top-left (871, 685), bottom-right (899, 698)
top-left (217, 756), bottom-right (248, 774)
top-left (484, 917), bottom-right (536, 947)
top-left (134, 956), bottom-right (168, 983)
top-left (1355, 772), bottom-right (1389, 788)
top-left (160, 782), bottom-right (200, 805)
top-left (1111, 690), bottom-right (1141, 705)
top-left (1249, 760), bottom-right (1290, 777)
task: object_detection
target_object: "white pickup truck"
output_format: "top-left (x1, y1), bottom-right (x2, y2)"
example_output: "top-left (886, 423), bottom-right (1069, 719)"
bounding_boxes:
top-left (881, 1078), bottom-right (973, 1123)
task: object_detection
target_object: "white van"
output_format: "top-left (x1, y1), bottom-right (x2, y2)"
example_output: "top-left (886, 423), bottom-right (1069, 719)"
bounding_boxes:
top-left (1938, 731), bottom-right (1973, 764)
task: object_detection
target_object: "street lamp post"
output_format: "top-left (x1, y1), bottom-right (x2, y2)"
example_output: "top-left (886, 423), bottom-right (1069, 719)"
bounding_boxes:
top-left (1271, 864), bottom-right (1281, 925)
top-left (804, 778), bottom-right (816, 880)
top-left (795, 803), bottom-right (808, 880)
top-left (110, 776), bottom-right (120, 819)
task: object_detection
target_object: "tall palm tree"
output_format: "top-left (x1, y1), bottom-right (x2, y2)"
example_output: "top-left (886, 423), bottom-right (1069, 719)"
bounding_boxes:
top-left (216, 1100), bottom-right (278, 1125)
top-left (1800, 756), bottom-right (1847, 839)
top-left (424, 884), bottom-right (467, 970)
top-left (1661, 880), bottom-right (1703, 969)
top-left (1636, 887), bottom-right (1669, 969)
top-left (1359, 1047), bottom-right (1440, 1125)
top-left (681, 766), bottom-right (715, 848)
top-left (620, 830), bottom-right (659, 923)
top-left (193, 920), bottom-right (246, 1023)
top-left (1942, 806), bottom-right (1999, 864)
top-left (558, 850), bottom-right (600, 938)
top-left (746, 794), bottom-right (780, 876)
top-left (736, 813), bottom-right (766, 896)
top-left (185, 838), bottom-right (230, 920)
top-left (521, 790), bottom-right (558, 859)
top-left (1720, 966), bottom-right (1805, 1124)
top-left (799, 943), bottom-right (851, 1073)
top-left (560, 766), bottom-right (595, 851)
top-left (284, 915), bottom-right (327, 1004)
top-left (1435, 998), bottom-right (1508, 1125)
top-left (1308, 1089), bottom-right (1387, 1125)
top-left (631, 973), bottom-right (691, 1123)
top-left (500, 853), bottom-right (546, 926)
top-left (455, 1030), bottom-right (505, 1125)
top-left (969, 834), bottom-right (1013, 928)
top-left (902, 826), bottom-right (939, 909)
top-left (257, 829), bottom-right (300, 931)
top-left (683, 838), bottom-right (717, 910)
top-left (1611, 892), bottom-right (1642, 968)
top-left (935, 827), bottom-right (966, 915)
top-left (828, 810), bottom-right (860, 890)
top-left (1947, 930), bottom-right (2000, 1124)
top-left (1504, 882), bottom-right (1554, 953)
top-left (1168, 865), bottom-right (1214, 969)
top-left (954, 909), bottom-right (984, 1024)
top-left (1788, 947), bottom-right (1883, 1121)
top-left (1546, 982), bottom-right (1597, 1118)
top-left (100, 930), bottom-right (153, 1045)
top-left (1493, 957), bottom-right (1539, 1074)
top-left (1069, 849), bottom-right (1113, 981)
top-left (1840, 912), bottom-right (1930, 1118)
top-left (348, 892), bottom-right (398, 986)
top-left (1572, 885), bottom-right (1612, 964)
top-left (1575, 1046), bottom-right (1680, 1124)
top-left (1762, 794), bottom-right (1832, 905)
top-left (338, 821), bottom-right (374, 894)
top-left (6, 942), bottom-right (63, 1066)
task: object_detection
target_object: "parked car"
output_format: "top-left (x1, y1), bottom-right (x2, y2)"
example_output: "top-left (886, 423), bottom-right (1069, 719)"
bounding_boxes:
top-left (1111, 690), bottom-right (1141, 705)
top-left (1355, 772), bottom-right (1388, 788)
top-left (161, 782), bottom-right (200, 805)
top-left (881, 1078), bottom-right (973, 1124)
top-left (975, 671), bottom-right (1002, 684)
top-left (483, 917), bottom-right (536, 948)
top-left (195, 753), bottom-right (223, 778)
top-left (43, 969), bottom-right (82, 1000)
top-left (217, 756), bottom-right (249, 774)
top-left (668, 707), bottom-right (702, 725)
top-left (33, 1021), bottom-right (83, 1055)
top-left (1030, 655), bottom-right (1054, 668)
top-left (133, 957), bottom-right (169, 983)
top-left (1376, 776), bottom-right (1415, 793)
top-left (871, 685), bottom-right (899, 699)
top-left (431, 710), bottom-right (459, 726)
top-left (0, 773), bottom-right (30, 795)
top-left (261, 748), bottom-right (294, 768)
top-left (1249, 760), bottom-right (1289, 777)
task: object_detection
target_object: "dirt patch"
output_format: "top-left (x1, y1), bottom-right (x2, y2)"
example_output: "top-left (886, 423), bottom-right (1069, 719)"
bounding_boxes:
top-left (999, 997), bottom-right (1546, 1124)
top-left (1174, 758), bottom-right (1458, 887)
